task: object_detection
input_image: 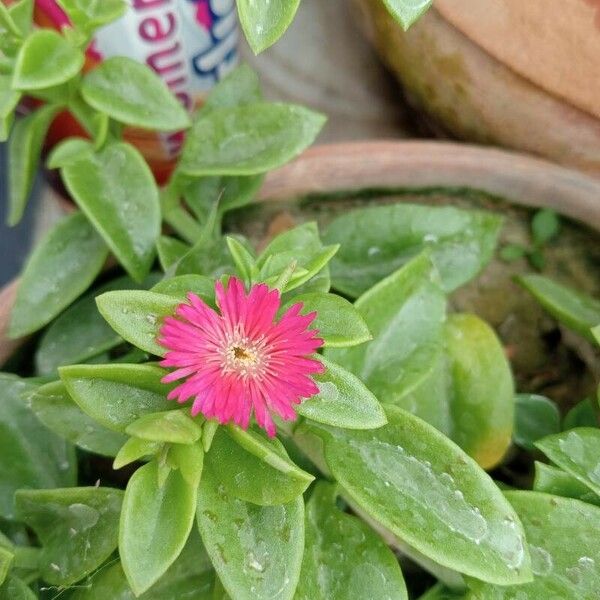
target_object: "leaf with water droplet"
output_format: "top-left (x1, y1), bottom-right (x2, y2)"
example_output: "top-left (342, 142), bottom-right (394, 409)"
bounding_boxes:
top-left (208, 428), bottom-right (312, 506)
top-left (323, 203), bottom-right (503, 297)
top-left (81, 57), bottom-right (190, 131)
top-left (296, 356), bottom-right (387, 430)
top-left (180, 103), bottom-right (325, 177)
top-left (326, 253), bottom-right (447, 405)
top-left (281, 292), bottom-right (371, 348)
top-left (9, 211), bottom-right (108, 338)
top-left (300, 405), bottom-right (532, 585)
top-left (296, 481), bottom-right (408, 599)
top-left (533, 462), bottom-right (600, 506)
top-left (120, 460), bottom-right (197, 595)
top-left (61, 142), bottom-right (160, 282)
top-left (30, 380), bottom-right (127, 456)
top-left (15, 487), bottom-right (122, 586)
top-left (69, 530), bottom-right (213, 599)
top-left (536, 428), bottom-right (600, 497)
top-left (197, 461), bottom-right (303, 600)
top-left (59, 363), bottom-right (176, 432)
top-left (126, 410), bottom-right (202, 444)
top-left (35, 273), bottom-right (160, 375)
top-left (0, 374), bottom-right (76, 520)
top-left (95, 290), bottom-right (183, 356)
top-left (466, 491), bottom-right (600, 599)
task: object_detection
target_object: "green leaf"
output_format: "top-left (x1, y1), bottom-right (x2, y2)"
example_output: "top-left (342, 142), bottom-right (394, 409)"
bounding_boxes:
top-left (61, 142), bottom-right (160, 281)
top-left (207, 428), bottom-right (313, 506)
top-left (156, 236), bottom-right (191, 271)
top-left (180, 103), bottom-right (325, 176)
top-left (296, 482), bottom-right (408, 600)
top-left (126, 411), bottom-right (202, 444)
top-left (533, 462), bottom-right (600, 506)
top-left (531, 208), bottom-right (560, 246)
top-left (15, 487), bottom-right (122, 585)
top-left (120, 461), bottom-right (197, 595)
top-left (0, 576), bottom-right (36, 600)
top-left (30, 380), bottom-right (127, 456)
top-left (9, 212), bottom-right (108, 337)
top-left (466, 491), bottom-right (600, 599)
top-left (514, 394), bottom-right (560, 451)
top-left (197, 462), bottom-right (304, 600)
top-left (184, 174), bottom-right (264, 221)
top-left (168, 442), bottom-right (204, 488)
top-left (226, 236), bottom-right (256, 283)
top-left (7, 104), bottom-right (59, 226)
top-left (227, 425), bottom-right (313, 479)
top-left (70, 532), bottom-right (213, 599)
top-left (0, 546), bottom-right (13, 586)
top-left (444, 314), bottom-right (515, 470)
top-left (59, 363), bottom-right (175, 432)
top-left (296, 356), bottom-right (387, 429)
top-left (95, 290), bottom-right (183, 356)
top-left (563, 397), bottom-right (598, 430)
top-left (236, 0), bottom-right (301, 54)
top-left (0, 374), bottom-right (76, 520)
top-left (592, 324), bottom-right (600, 346)
top-left (516, 274), bottom-right (600, 342)
top-left (81, 57), bottom-right (190, 131)
top-left (13, 30), bottom-right (84, 89)
top-left (0, 75), bottom-right (20, 142)
top-left (392, 350), bottom-right (453, 438)
top-left (381, 0), bottom-right (433, 30)
top-left (258, 222), bottom-right (330, 294)
top-left (326, 253), bottom-right (447, 405)
top-left (151, 274), bottom-right (215, 302)
top-left (304, 406), bottom-right (532, 585)
top-left (113, 437), bottom-right (162, 470)
top-left (417, 584), bottom-right (464, 600)
top-left (535, 428), bottom-right (600, 497)
top-left (203, 64), bottom-right (262, 111)
top-left (176, 236), bottom-right (236, 279)
top-left (6, 0), bottom-right (33, 36)
top-left (0, 3), bottom-right (21, 36)
top-left (35, 273), bottom-right (160, 375)
top-left (282, 292), bottom-right (371, 348)
top-left (323, 203), bottom-right (503, 297)
top-left (46, 137), bottom-right (93, 169)
top-left (56, 0), bottom-right (127, 33)
top-left (499, 244), bottom-right (526, 262)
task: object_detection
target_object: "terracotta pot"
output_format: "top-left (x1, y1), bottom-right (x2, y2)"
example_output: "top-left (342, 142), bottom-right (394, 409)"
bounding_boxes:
top-left (2, 140), bottom-right (600, 366)
top-left (353, 0), bottom-right (600, 175)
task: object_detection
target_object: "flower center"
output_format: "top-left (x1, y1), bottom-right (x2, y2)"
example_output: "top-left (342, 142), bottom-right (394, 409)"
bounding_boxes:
top-left (233, 346), bottom-right (254, 361)
top-left (221, 335), bottom-right (268, 379)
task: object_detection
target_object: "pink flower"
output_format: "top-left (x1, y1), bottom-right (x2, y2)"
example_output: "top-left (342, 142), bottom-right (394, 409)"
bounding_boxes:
top-left (159, 277), bottom-right (325, 436)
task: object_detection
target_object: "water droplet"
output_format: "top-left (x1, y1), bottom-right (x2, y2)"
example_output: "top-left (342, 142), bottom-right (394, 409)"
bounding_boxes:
top-left (247, 552), bottom-right (265, 572)
top-left (68, 503), bottom-right (99, 530)
top-left (530, 545), bottom-right (553, 576)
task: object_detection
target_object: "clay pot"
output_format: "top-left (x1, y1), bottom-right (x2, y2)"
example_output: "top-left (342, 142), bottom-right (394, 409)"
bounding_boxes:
top-left (353, 0), bottom-right (600, 175)
top-left (2, 140), bottom-right (600, 366)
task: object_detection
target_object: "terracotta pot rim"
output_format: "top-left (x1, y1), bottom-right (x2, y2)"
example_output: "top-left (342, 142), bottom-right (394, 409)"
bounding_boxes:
top-left (3, 139), bottom-right (600, 365)
top-left (260, 140), bottom-right (600, 231)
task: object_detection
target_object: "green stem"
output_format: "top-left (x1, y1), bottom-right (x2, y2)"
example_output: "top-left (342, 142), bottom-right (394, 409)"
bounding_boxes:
top-left (163, 206), bottom-right (203, 244)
